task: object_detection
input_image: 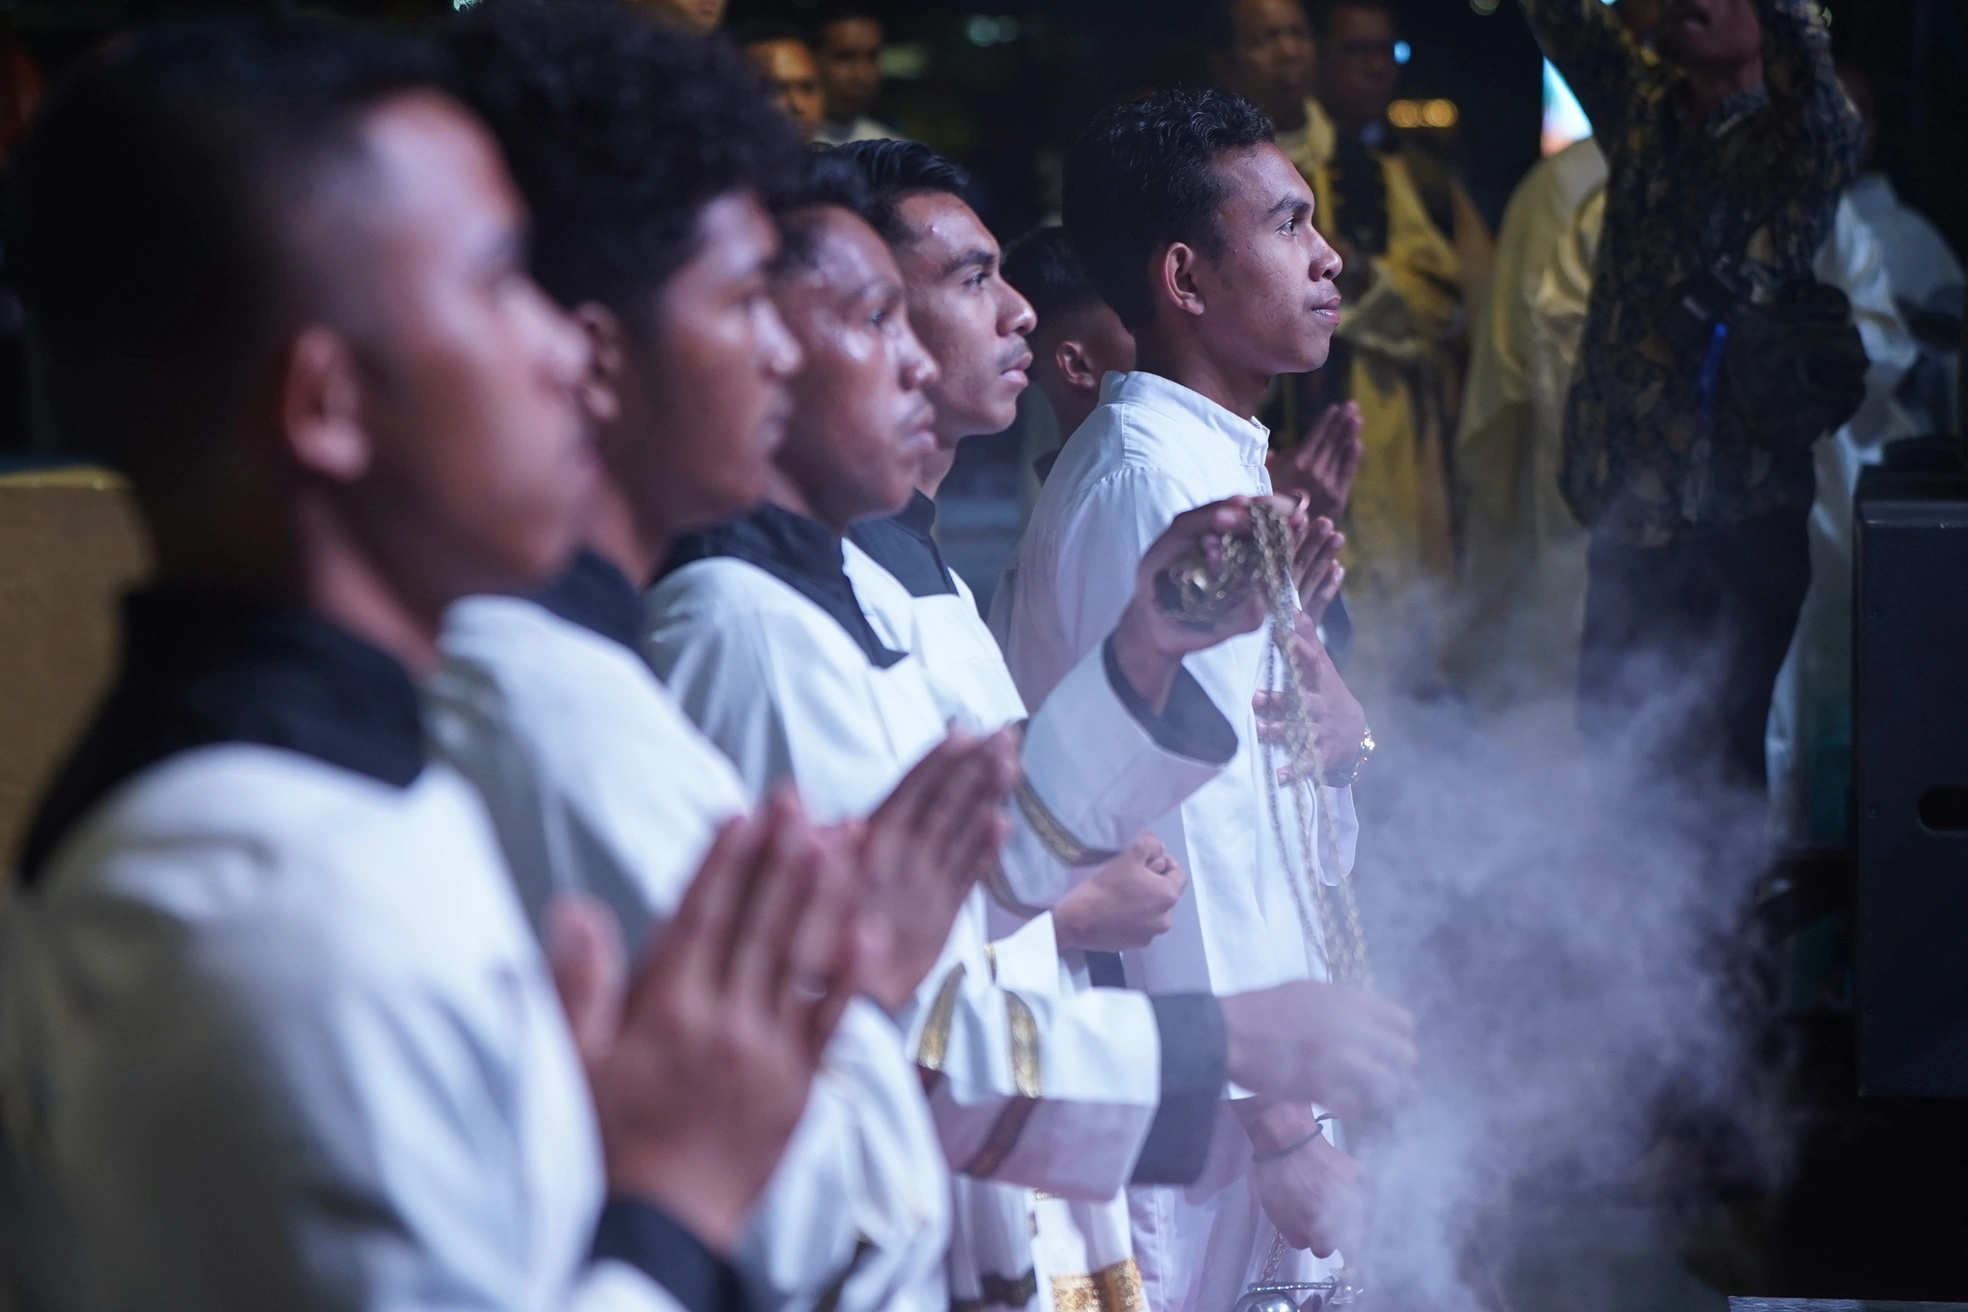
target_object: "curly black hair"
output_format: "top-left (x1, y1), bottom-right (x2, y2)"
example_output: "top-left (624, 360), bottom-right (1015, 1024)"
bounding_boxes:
top-left (11, 15), bottom-right (429, 482)
top-left (825, 138), bottom-right (970, 249)
top-left (438, 0), bottom-right (804, 321)
top-left (1062, 89), bottom-right (1273, 333)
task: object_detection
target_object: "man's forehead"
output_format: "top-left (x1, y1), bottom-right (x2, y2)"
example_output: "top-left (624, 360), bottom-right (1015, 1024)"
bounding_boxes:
top-left (824, 17), bottom-right (882, 48)
top-left (895, 192), bottom-right (997, 271)
top-left (1236, 0), bottom-right (1312, 37)
top-left (351, 91), bottom-right (519, 234)
top-left (1213, 141), bottom-right (1307, 205)
top-left (801, 205), bottom-right (902, 294)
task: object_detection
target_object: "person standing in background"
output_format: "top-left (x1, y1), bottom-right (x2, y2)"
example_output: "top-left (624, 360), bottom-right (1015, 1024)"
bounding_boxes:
top-left (633, 0), bottom-right (725, 37)
top-left (1216, 0), bottom-right (1490, 702)
top-left (814, 4), bottom-right (899, 145)
top-left (1519, 0), bottom-right (1866, 794)
top-left (740, 22), bottom-right (826, 142)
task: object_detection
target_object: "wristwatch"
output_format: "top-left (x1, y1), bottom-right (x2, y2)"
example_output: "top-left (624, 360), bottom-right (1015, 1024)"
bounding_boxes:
top-left (1322, 727), bottom-right (1375, 788)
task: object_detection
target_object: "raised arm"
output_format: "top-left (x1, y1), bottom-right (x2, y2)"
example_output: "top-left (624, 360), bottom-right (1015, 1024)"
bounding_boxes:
top-left (1751, 0), bottom-right (1863, 195)
top-left (1516, 0), bottom-right (1651, 145)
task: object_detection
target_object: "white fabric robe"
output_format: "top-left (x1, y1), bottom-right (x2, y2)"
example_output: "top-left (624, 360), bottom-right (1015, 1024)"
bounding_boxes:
top-left (0, 747), bottom-right (681, 1312)
top-left (1003, 369), bottom-right (1362, 1312)
top-left (844, 540), bottom-right (1146, 1312)
top-left (643, 543), bottom-right (1229, 1209)
top-left (428, 593), bottom-right (949, 1312)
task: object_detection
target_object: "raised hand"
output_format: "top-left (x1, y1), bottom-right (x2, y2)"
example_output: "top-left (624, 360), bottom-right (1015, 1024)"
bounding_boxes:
top-left (1267, 401), bottom-right (1363, 526)
top-left (851, 729), bottom-right (1020, 1013)
top-left (1052, 833), bottom-right (1189, 953)
top-left (1219, 980), bottom-right (1416, 1124)
top-left (547, 791), bottom-right (860, 1256)
top-left (1252, 611), bottom-right (1370, 786)
top-left (1292, 516), bottom-right (1346, 629)
top-left (1109, 494), bottom-right (1306, 710)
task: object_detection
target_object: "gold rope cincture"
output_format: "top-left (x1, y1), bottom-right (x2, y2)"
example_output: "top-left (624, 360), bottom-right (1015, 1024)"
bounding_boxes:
top-left (1243, 505), bottom-right (1372, 1306)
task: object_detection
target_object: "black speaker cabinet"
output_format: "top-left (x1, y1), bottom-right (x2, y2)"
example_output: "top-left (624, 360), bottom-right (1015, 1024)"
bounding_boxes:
top-left (1854, 462), bottom-right (1968, 1097)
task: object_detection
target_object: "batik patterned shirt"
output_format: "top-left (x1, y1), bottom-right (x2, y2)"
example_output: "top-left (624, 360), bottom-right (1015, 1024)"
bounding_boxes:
top-left (1521, 0), bottom-right (1863, 544)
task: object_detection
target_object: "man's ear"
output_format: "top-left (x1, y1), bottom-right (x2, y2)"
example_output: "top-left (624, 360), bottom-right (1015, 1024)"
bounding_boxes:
top-left (574, 301), bottom-right (626, 426)
top-left (281, 324), bottom-right (370, 483)
top-left (1055, 337), bottom-right (1103, 394)
top-left (1155, 242), bottom-right (1208, 319)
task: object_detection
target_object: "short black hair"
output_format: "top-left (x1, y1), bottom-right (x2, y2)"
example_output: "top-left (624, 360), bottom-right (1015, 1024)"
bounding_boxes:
top-left (827, 138), bottom-right (970, 248)
top-left (813, 5), bottom-right (883, 42)
top-left (1311, 0), bottom-right (1397, 42)
top-left (1002, 226), bottom-right (1105, 334)
top-left (732, 18), bottom-right (810, 50)
top-left (439, 0), bottom-right (803, 321)
top-left (774, 148), bottom-right (875, 273)
top-left (10, 15), bottom-right (429, 485)
top-left (1062, 89), bottom-right (1273, 333)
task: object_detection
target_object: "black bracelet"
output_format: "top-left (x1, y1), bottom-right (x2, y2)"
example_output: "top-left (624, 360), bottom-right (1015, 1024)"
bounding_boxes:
top-left (1251, 1120), bottom-right (1325, 1164)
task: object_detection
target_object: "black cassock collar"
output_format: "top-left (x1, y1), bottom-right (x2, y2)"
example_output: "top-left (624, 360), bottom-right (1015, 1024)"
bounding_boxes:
top-left (533, 548), bottom-right (644, 654)
top-left (19, 586), bottom-right (425, 884)
top-left (847, 490), bottom-right (959, 600)
top-left (663, 502), bottom-right (905, 669)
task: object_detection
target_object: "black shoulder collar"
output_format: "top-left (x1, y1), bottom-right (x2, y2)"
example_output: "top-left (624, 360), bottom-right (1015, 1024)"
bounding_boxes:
top-left (533, 549), bottom-right (643, 653)
top-left (18, 588), bottom-right (425, 884)
top-left (663, 503), bottom-right (906, 668)
top-left (847, 490), bottom-right (959, 600)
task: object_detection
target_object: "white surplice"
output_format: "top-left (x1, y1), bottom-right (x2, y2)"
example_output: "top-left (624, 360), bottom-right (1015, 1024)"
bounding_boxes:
top-left (844, 522), bottom-right (1148, 1312)
top-left (0, 737), bottom-right (681, 1310)
top-left (428, 582), bottom-right (949, 1312)
top-left (1004, 370), bottom-right (1361, 1312)
top-left (643, 509), bottom-right (1233, 1222)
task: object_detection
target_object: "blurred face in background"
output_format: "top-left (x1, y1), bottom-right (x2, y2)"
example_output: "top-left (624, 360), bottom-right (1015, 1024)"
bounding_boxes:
top-left (1315, 3), bottom-right (1400, 130)
top-left (745, 38), bottom-right (824, 141)
top-left (1657, 0), bottom-right (1763, 71)
top-left (633, 0), bottom-right (726, 36)
top-left (817, 17), bottom-right (884, 124)
top-left (1219, 0), bottom-right (1317, 127)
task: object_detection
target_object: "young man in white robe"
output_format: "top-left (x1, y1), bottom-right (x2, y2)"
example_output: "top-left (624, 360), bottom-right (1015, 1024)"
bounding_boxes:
top-left (827, 142), bottom-right (1361, 1312)
top-left (646, 155), bottom-right (1415, 1312)
top-left (0, 18), bottom-right (862, 1311)
top-left (424, 12), bottom-right (1024, 1312)
top-left (1005, 89), bottom-right (1380, 1312)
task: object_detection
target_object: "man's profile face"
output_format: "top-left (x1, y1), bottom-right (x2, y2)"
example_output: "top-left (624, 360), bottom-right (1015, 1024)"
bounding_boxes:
top-left (891, 191), bottom-right (1036, 446)
top-left (608, 190), bottom-right (801, 538)
top-left (818, 17), bottom-right (884, 122)
top-left (1658, 0), bottom-right (1763, 68)
top-left (336, 92), bottom-right (592, 604)
top-left (1316, 3), bottom-right (1400, 128)
top-left (772, 206), bottom-right (939, 528)
top-left (633, 0), bottom-right (726, 36)
top-left (745, 39), bottom-right (824, 141)
top-left (1190, 142), bottom-right (1342, 380)
top-left (1223, 0), bottom-right (1317, 125)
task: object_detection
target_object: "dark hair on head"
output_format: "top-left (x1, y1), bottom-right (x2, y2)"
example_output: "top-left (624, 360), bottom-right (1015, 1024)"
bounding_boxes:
top-left (827, 137), bottom-right (969, 247)
top-left (439, 0), bottom-right (803, 322)
top-left (1062, 88), bottom-right (1273, 333)
top-left (732, 18), bottom-right (811, 50)
top-left (10, 15), bottom-right (429, 486)
top-left (814, 4), bottom-right (883, 40)
top-left (1002, 226), bottom-right (1104, 334)
top-left (1311, 0), bottom-right (1396, 42)
top-left (775, 147), bottom-right (874, 273)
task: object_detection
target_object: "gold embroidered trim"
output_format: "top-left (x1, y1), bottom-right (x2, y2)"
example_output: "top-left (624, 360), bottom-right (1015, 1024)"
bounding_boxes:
top-left (1007, 991), bottom-right (1040, 1098)
top-left (983, 859), bottom-right (1049, 920)
top-left (1013, 775), bottom-right (1121, 870)
top-left (916, 962), bottom-right (966, 1076)
top-left (1050, 1259), bottom-right (1147, 1312)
